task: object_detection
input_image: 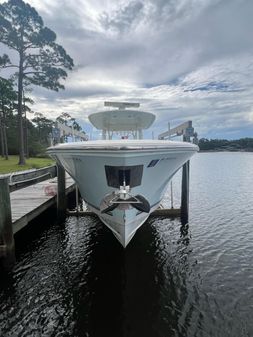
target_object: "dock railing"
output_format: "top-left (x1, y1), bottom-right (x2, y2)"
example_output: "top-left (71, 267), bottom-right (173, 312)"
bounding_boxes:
top-left (0, 164), bottom-right (69, 270)
top-left (5, 165), bottom-right (57, 192)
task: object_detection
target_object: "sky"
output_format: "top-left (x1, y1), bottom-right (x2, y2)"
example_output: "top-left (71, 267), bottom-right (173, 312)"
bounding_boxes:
top-left (1, 0), bottom-right (253, 139)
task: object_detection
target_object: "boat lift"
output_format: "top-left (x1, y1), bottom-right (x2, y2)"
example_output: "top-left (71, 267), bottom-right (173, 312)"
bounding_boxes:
top-left (157, 120), bottom-right (198, 222)
top-left (51, 122), bottom-right (88, 145)
top-left (158, 120), bottom-right (198, 143)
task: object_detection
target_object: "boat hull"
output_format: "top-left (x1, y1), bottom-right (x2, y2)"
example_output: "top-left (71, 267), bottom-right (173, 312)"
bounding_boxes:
top-left (47, 140), bottom-right (198, 246)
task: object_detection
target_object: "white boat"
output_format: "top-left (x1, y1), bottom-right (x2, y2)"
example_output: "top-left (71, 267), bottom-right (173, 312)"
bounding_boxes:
top-left (47, 102), bottom-right (198, 247)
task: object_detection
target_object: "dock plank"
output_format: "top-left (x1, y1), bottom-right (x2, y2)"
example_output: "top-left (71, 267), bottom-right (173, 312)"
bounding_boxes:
top-left (11, 175), bottom-right (75, 234)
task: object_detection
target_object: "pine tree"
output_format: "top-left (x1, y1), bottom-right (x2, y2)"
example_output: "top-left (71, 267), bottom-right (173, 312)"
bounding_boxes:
top-left (0, 0), bottom-right (74, 165)
top-left (0, 77), bottom-right (16, 160)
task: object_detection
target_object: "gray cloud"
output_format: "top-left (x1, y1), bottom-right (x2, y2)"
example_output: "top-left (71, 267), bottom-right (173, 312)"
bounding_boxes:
top-left (1, 0), bottom-right (253, 139)
top-left (100, 1), bottom-right (144, 34)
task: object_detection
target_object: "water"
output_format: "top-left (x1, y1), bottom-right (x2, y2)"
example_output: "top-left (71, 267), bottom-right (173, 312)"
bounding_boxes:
top-left (1, 152), bottom-right (253, 337)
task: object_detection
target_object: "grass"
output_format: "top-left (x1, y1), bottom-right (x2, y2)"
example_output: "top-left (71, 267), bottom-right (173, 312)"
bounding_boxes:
top-left (0, 155), bottom-right (55, 174)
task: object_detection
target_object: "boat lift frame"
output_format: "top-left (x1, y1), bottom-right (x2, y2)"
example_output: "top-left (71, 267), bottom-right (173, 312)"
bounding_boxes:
top-left (157, 120), bottom-right (198, 222)
top-left (158, 120), bottom-right (198, 143)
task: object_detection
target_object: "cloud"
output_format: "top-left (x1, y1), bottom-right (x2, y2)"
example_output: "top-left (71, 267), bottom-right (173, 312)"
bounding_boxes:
top-left (100, 1), bottom-right (144, 34)
top-left (1, 0), bottom-right (253, 139)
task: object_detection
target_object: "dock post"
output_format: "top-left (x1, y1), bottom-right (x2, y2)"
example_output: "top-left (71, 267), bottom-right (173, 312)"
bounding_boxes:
top-left (57, 164), bottom-right (66, 223)
top-left (181, 160), bottom-right (190, 223)
top-left (0, 177), bottom-right (15, 269)
top-left (75, 184), bottom-right (79, 214)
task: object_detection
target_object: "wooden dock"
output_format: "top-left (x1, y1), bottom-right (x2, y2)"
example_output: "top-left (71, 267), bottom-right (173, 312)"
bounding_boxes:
top-left (0, 166), bottom-right (77, 269)
top-left (11, 175), bottom-right (75, 234)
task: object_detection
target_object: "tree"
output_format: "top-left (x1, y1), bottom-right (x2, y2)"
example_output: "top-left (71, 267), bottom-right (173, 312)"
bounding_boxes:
top-left (72, 119), bottom-right (82, 131)
top-left (0, 77), bottom-right (16, 159)
top-left (55, 113), bottom-right (83, 142)
top-left (0, 0), bottom-right (74, 165)
top-left (56, 112), bottom-right (72, 125)
top-left (32, 114), bottom-right (54, 145)
top-left (22, 91), bottom-right (34, 158)
top-left (0, 53), bottom-right (11, 68)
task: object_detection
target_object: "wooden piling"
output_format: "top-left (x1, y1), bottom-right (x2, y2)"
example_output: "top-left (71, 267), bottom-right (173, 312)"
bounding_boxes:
top-left (0, 177), bottom-right (15, 269)
top-left (75, 184), bottom-right (79, 213)
top-left (181, 160), bottom-right (190, 223)
top-left (57, 164), bottom-right (66, 222)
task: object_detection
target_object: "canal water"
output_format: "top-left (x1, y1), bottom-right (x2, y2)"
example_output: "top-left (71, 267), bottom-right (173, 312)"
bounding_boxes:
top-left (0, 152), bottom-right (253, 337)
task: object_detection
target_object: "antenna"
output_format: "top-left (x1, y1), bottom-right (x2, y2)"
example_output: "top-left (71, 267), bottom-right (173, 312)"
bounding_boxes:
top-left (104, 101), bottom-right (140, 109)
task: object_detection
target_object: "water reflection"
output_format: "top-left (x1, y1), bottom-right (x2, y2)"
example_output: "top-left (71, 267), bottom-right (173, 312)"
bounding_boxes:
top-left (70, 216), bottom-right (198, 337)
top-left (1, 153), bottom-right (253, 336)
top-left (72, 220), bottom-right (125, 337)
top-left (0, 212), bottom-right (204, 337)
top-left (125, 218), bottom-right (198, 337)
